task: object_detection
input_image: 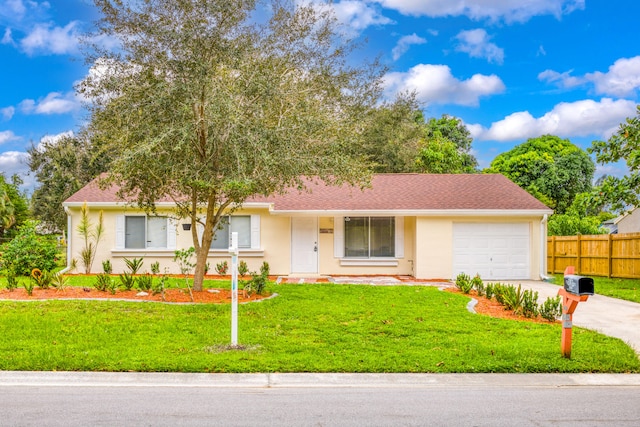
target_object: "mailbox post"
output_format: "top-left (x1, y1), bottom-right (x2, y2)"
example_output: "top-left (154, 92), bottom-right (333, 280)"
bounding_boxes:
top-left (558, 266), bottom-right (594, 358)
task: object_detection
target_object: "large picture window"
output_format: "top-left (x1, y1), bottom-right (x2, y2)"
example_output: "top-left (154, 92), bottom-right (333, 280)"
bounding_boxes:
top-left (125, 216), bottom-right (168, 249)
top-left (211, 216), bottom-right (251, 249)
top-left (344, 216), bottom-right (395, 258)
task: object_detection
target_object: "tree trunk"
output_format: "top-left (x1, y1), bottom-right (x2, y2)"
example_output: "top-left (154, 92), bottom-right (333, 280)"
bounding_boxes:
top-left (192, 248), bottom-right (208, 291)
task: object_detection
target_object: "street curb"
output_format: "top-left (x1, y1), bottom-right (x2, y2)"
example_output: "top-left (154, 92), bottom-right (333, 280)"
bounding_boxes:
top-left (1, 371), bottom-right (639, 388)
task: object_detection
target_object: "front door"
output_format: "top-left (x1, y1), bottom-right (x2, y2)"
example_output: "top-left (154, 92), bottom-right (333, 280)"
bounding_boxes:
top-left (291, 217), bottom-right (318, 274)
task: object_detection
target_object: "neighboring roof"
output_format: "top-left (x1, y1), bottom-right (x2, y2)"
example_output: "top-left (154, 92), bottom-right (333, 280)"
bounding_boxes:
top-left (64, 173), bottom-right (551, 215)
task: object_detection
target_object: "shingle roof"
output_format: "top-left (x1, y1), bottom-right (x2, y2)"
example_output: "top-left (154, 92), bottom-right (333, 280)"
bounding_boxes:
top-left (64, 173), bottom-right (550, 212)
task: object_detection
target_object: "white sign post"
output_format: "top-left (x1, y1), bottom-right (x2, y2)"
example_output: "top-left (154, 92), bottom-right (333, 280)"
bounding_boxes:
top-left (229, 231), bottom-right (239, 346)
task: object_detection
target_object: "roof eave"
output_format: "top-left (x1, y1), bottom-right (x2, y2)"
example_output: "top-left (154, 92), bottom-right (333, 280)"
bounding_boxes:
top-left (268, 208), bottom-right (554, 217)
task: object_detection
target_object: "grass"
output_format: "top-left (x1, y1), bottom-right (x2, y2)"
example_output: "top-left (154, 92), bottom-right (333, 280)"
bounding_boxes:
top-left (0, 281), bottom-right (638, 373)
top-left (551, 274), bottom-right (640, 304)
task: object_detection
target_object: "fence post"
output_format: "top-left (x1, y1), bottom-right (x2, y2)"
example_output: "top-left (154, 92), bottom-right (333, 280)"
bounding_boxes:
top-left (551, 235), bottom-right (556, 274)
top-left (608, 233), bottom-right (613, 279)
top-left (576, 234), bottom-right (581, 274)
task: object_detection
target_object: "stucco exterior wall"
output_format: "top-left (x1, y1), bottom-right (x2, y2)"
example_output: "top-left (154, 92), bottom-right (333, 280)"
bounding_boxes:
top-left (617, 209), bottom-right (640, 234)
top-left (413, 216), bottom-right (545, 281)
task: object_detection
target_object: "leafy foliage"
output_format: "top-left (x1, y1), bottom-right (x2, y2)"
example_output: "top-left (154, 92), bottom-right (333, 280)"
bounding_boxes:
top-left (77, 203), bottom-right (104, 274)
top-left (455, 273), bottom-right (473, 294)
top-left (136, 273), bottom-right (153, 292)
top-left (79, 0), bottom-right (384, 291)
top-left (471, 274), bottom-right (485, 296)
top-left (540, 296), bottom-right (563, 322)
top-left (238, 260), bottom-right (249, 277)
top-left (589, 105), bottom-right (640, 212)
top-left (416, 115), bottom-right (478, 174)
top-left (485, 135), bottom-right (595, 213)
top-left (1, 220), bottom-right (57, 276)
top-left (547, 214), bottom-right (607, 236)
top-left (124, 257), bottom-right (144, 275)
top-left (31, 268), bottom-right (53, 290)
top-left (0, 174), bottom-right (28, 237)
top-left (27, 132), bottom-right (112, 232)
top-left (94, 273), bottom-right (112, 292)
top-left (215, 261), bottom-right (228, 276)
top-left (119, 272), bottom-right (136, 291)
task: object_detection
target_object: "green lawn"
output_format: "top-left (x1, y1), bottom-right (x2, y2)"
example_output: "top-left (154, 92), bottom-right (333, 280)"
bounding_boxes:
top-left (551, 274), bottom-right (640, 304)
top-left (0, 282), bottom-right (637, 373)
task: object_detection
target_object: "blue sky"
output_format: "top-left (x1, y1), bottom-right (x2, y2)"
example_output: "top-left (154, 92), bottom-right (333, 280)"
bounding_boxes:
top-left (1, 0), bottom-right (639, 192)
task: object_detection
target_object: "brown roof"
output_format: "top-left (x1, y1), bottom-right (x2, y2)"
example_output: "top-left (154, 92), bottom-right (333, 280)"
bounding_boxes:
top-left (64, 174), bottom-right (550, 212)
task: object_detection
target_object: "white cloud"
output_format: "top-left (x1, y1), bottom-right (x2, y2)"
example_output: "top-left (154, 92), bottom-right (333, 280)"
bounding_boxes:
top-left (1, 106), bottom-right (15, 120)
top-left (39, 130), bottom-right (74, 148)
top-left (0, 150), bottom-right (34, 190)
top-left (383, 63), bottom-right (505, 106)
top-left (299, 0), bottom-right (393, 36)
top-left (472, 98), bottom-right (637, 142)
top-left (539, 56), bottom-right (640, 97)
top-left (20, 20), bottom-right (79, 55)
top-left (455, 29), bottom-right (504, 64)
top-left (374, 0), bottom-right (584, 22)
top-left (0, 130), bottom-right (20, 145)
top-left (392, 33), bottom-right (426, 61)
top-left (18, 92), bottom-right (80, 115)
top-left (1, 28), bottom-right (14, 45)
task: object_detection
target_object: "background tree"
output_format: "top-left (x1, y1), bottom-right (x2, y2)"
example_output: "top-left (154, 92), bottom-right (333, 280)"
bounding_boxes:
top-left (80, 0), bottom-right (383, 291)
top-left (589, 105), bottom-right (640, 212)
top-left (357, 93), bottom-right (423, 173)
top-left (28, 131), bottom-right (112, 232)
top-left (0, 174), bottom-right (29, 238)
top-left (485, 135), bottom-right (594, 213)
top-left (421, 115), bottom-right (477, 172)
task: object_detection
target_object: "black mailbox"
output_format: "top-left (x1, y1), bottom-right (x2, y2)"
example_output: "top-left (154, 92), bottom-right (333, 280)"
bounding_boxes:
top-left (563, 275), bottom-right (594, 296)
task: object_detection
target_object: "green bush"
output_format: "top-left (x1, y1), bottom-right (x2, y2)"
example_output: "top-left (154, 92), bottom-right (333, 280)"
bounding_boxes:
top-left (215, 260), bottom-right (228, 275)
top-left (94, 273), bottom-right (112, 292)
top-left (124, 257), bottom-right (144, 275)
top-left (50, 272), bottom-right (69, 290)
top-left (238, 260), bottom-right (249, 277)
top-left (455, 273), bottom-right (473, 294)
top-left (119, 272), bottom-right (136, 291)
top-left (540, 296), bottom-right (563, 322)
top-left (502, 284), bottom-right (525, 313)
top-left (5, 269), bottom-right (18, 291)
top-left (136, 273), bottom-right (153, 292)
top-left (471, 274), bottom-right (485, 296)
top-left (1, 220), bottom-right (57, 276)
top-left (102, 260), bottom-right (112, 274)
top-left (30, 268), bottom-right (53, 290)
top-left (522, 289), bottom-right (539, 318)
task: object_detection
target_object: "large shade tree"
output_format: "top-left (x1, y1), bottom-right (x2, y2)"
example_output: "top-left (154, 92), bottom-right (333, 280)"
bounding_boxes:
top-left (0, 174), bottom-right (29, 238)
top-left (415, 115), bottom-right (478, 174)
top-left (80, 0), bottom-right (383, 290)
top-left (485, 135), bottom-right (595, 213)
top-left (589, 105), bottom-right (640, 212)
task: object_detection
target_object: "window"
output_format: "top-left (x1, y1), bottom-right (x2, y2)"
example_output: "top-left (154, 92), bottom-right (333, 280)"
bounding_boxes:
top-left (344, 216), bottom-right (395, 258)
top-left (211, 216), bottom-right (252, 249)
top-left (124, 216), bottom-right (169, 249)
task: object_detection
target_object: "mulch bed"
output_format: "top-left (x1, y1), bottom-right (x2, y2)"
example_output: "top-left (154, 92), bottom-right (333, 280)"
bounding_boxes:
top-left (0, 287), bottom-right (270, 304)
top-left (446, 288), bottom-right (558, 324)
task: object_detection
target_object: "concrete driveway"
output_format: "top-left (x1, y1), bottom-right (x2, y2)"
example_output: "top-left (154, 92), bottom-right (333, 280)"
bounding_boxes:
top-left (506, 280), bottom-right (640, 356)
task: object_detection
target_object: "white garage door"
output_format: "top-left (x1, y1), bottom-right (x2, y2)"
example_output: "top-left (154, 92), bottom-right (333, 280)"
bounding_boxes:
top-left (453, 223), bottom-right (530, 280)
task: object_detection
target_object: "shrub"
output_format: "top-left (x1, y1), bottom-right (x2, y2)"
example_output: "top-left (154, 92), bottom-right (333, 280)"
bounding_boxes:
top-left (31, 268), bottom-right (54, 290)
top-left (471, 274), bottom-right (485, 296)
top-left (1, 220), bottom-right (57, 276)
top-left (150, 261), bottom-right (160, 275)
top-left (502, 284), bottom-right (525, 314)
top-left (493, 283), bottom-right (507, 305)
top-left (23, 280), bottom-right (35, 296)
top-left (124, 257), bottom-right (144, 275)
top-left (238, 260), bottom-right (249, 277)
top-left (5, 269), bottom-right (18, 291)
top-left (136, 273), bottom-right (153, 292)
top-left (540, 296), bottom-right (563, 322)
top-left (50, 272), bottom-right (69, 290)
top-left (119, 272), bottom-right (136, 291)
top-left (94, 273), bottom-right (112, 292)
top-left (522, 289), bottom-right (539, 318)
top-left (152, 275), bottom-right (168, 299)
top-left (260, 261), bottom-right (270, 277)
top-left (102, 260), bottom-right (112, 274)
top-left (215, 261), bottom-right (228, 275)
top-left (455, 273), bottom-right (473, 294)
top-left (485, 283), bottom-right (495, 300)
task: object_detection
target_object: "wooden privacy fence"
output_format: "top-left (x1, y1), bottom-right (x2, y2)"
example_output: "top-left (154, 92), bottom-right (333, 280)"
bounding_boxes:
top-left (548, 233), bottom-right (640, 278)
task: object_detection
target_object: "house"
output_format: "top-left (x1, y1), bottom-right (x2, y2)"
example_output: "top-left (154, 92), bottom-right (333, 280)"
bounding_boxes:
top-left (62, 174), bottom-right (553, 280)
top-left (612, 208), bottom-right (640, 234)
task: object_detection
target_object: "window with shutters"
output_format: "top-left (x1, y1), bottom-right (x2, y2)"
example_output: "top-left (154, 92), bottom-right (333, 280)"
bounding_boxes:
top-left (344, 216), bottom-right (395, 258)
top-left (210, 216), bottom-right (252, 249)
top-left (116, 215), bottom-right (175, 250)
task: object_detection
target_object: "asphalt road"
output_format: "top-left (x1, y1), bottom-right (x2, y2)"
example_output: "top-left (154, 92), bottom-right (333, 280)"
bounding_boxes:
top-left (0, 373), bottom-right (639, 426)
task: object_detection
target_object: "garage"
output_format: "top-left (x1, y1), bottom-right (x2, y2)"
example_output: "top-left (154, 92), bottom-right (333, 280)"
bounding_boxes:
top-left (452, 222), bottom-right (530, 280)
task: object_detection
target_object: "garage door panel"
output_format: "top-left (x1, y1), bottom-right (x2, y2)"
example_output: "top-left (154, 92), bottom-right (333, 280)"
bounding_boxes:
top-left (453, 222), bottom-right (530, 280)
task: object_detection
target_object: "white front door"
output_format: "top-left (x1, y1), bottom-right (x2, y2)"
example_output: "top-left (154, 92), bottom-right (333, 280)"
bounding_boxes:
top-left (291, 217), bottom-right (318, 274)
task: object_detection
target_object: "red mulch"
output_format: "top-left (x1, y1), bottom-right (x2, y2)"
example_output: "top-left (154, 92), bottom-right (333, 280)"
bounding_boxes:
top-left (0, 287), bottom-right (270, 304)
top-left (446, 288), bottom-right (558, 324)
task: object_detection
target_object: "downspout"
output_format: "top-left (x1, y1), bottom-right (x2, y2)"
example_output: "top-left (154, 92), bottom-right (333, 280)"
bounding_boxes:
top-left (59, 206), bottom-right (72, 274)
top-left (540, 214), bottom-right (552, 281)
